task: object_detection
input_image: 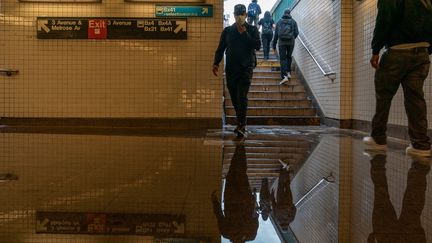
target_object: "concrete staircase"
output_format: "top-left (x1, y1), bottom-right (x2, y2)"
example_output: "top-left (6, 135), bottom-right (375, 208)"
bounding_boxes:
top-left (224, 51), bottom-right (320, 126)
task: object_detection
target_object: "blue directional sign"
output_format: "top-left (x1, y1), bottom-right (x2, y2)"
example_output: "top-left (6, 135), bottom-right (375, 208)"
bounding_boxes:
top-left (155, 5), bottom-right (213, 17)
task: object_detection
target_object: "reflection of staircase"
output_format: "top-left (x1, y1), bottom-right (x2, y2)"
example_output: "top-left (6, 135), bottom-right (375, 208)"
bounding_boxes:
top-left (224, 50), bottom-right (320, 126)
top-left (222, 134), bottom-right (312, 190)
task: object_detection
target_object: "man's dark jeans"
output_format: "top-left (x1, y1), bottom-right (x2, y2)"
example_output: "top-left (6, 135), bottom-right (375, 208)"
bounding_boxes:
top-left (372, 48), bottom-right (431, 149)
top-left (226, 68), bottom-right (253, 126)
top-left (261, 33), bottom-right (273, 59)
top-left (247, 16), bottom-right (259, 26)
top-left (279, 40), bottom-right (295, 79)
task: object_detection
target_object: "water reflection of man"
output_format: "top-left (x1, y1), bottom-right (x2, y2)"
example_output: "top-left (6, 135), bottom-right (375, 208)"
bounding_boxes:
top-left (259, 178), bottom-right (272, 221)
top-left (367, 153), bottom-right (430, 243)
top-left (211, 144), bottom-right (259, 243)
top-left (270, 169), bottom-right (296, 232)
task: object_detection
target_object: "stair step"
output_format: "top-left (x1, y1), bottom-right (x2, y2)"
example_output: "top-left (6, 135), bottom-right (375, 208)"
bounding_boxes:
top-left (251, 77), bottom-right (300, 84)
top-left (256, 54), bottom-right (278, 59)
top-left (223, 139), bottom-right (310, 146)
top-left (225, 98), bottom-right (311, 108)
top-left (225, 116), bottom-right (320, 126)
top-left (224, 154), bottom-right (305, 161)
top-left (225, 106), bottom-right (316, 116)
top-left (257, 60), bottom-right (280, 68)
top-left (223, 156), bottom-right (296, 163)
top-left (225, 172), bottom-right (281, 178)
top-left (221, 135), bottom-right (311, 143)
top-left (226, 91), bottom-right (307, 99)
top-left (223, 140), bottom-right (312, 147)
top-left (223, 165), bottom-right (282, 171)
top-left (223, 163), bottom-right (282, 169)
top-left (223, 170), bottom-right (281, 177)
top-left (224, 146), bottom-right (310, 154)
top-left (249, 84), bottom-right (305, 92)
top-left (252, 71), bottom-right (281, 78)
top-left (225, 84), bottom-right (304, 93)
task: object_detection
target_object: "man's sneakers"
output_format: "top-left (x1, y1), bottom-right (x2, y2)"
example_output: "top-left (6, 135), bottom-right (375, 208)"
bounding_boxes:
top-left (362, 136), bottom-right (387, 150)
top-left (234, 125), bottom-right (247, 138)
top-left (279, 76), bottom-right (289, 85)
top-left (406, 144), bottom-right (431, 157)
top-left (362, 149), bottom-right (386, 160)
top-left (363, 136), bottom-right (431, 157)
top-left (279, 72), bottom-right (291, 85)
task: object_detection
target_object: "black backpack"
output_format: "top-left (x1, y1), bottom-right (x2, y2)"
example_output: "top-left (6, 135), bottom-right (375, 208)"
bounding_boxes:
top-left (278, 19), bottom-right (294, 41)
top-left (262, 20), bottom-right (273, 35)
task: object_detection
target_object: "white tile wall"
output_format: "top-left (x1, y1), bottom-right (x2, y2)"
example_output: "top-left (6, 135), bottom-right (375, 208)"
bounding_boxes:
top-left (353, 0), bottom-right (432, 127)
top-left (289, 135), bottom-right (339, 242)
top-left (290, 0), bottom-right (341, 119)
top-left (0, 0), bottom-right (223, 118)
top-left (292, 0), bottom-right (432, 127)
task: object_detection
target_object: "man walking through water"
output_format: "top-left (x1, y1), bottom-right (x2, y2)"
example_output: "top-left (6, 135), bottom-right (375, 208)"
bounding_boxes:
top-left (213, 4), bottom-right (261, 138)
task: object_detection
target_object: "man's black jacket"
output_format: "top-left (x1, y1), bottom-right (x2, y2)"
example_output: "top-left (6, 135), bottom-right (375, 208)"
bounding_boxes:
top-left (372, 0), bottom-right (432, 55)
top-left (214, 23), bottom-right (261, 73)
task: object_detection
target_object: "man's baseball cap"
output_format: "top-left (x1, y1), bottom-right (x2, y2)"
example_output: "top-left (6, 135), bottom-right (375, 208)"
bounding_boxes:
top-left (234, 4), bottom-right (247, 15)
top-left (283, 9), bottom-right (291, 16)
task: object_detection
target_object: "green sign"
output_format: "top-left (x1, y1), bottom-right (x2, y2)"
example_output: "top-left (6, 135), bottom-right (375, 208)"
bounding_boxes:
top-left (155, 5), bottom-right (213, 17)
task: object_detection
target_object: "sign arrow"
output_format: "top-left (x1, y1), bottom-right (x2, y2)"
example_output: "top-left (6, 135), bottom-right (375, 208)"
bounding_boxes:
top-left (36, 218), bottom-right (49, 232)
top-left (202, 7), bottom-right (208, 15)
top-left (172, 221), bottom-right (185, 234)
top-left (37, 20), bottom-right (50, 33)
top-left (174, 21), bottom-right (186, 34)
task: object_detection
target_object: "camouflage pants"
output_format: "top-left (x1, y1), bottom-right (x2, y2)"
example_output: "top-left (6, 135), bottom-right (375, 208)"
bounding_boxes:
top-left (371, 48), bottom-right (431, 149)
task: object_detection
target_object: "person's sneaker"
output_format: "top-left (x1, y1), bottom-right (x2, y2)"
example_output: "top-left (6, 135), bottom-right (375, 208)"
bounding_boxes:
top-left (233, 125), bottom-right (240, 134)
top-left (287, 72), bottom-right (292, 79)
top-left (406, 144), bottom-right (431, 157)
top-left (279, 76), bottom-right (289, 85)
top-left (362, 136), bottom-right (387, 150)
top-left (362, 149), bottom-right (386, 160)
top-left (278, 159), bottom-right (291, 171)
top-left (236, 125), bottom-right (247, 138)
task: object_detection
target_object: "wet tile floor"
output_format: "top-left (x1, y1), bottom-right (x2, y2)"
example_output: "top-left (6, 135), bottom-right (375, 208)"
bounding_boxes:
top-left (0, 126), bottom-right (430, 243)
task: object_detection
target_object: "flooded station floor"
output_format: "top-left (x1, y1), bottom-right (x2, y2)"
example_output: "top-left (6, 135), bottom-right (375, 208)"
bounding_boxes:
top-left (0, 126), bottom-right (430, 243)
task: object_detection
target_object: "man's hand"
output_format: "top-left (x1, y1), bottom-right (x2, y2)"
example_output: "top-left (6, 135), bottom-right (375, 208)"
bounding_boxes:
top-left (236, 23), bottom-right (246, 34)
top-left (212, 64), bottom-right (219, 76)
top-left (370, 54), bottom-right (380, 69)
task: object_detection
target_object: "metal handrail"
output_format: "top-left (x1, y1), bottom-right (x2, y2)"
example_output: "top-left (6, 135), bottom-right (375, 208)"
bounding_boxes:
top-left (297, 33), bottom-right (336, 81)
top-left (0, 68), bottom-right (19, 76)
top-left (291, 0), bottom-right (302, 10)
top-left (294, 173), bottom-right (335, 209)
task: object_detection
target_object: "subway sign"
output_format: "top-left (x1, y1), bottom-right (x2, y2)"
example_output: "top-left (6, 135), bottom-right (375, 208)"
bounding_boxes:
top-left (37, 17), bottom-right (187, 40)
